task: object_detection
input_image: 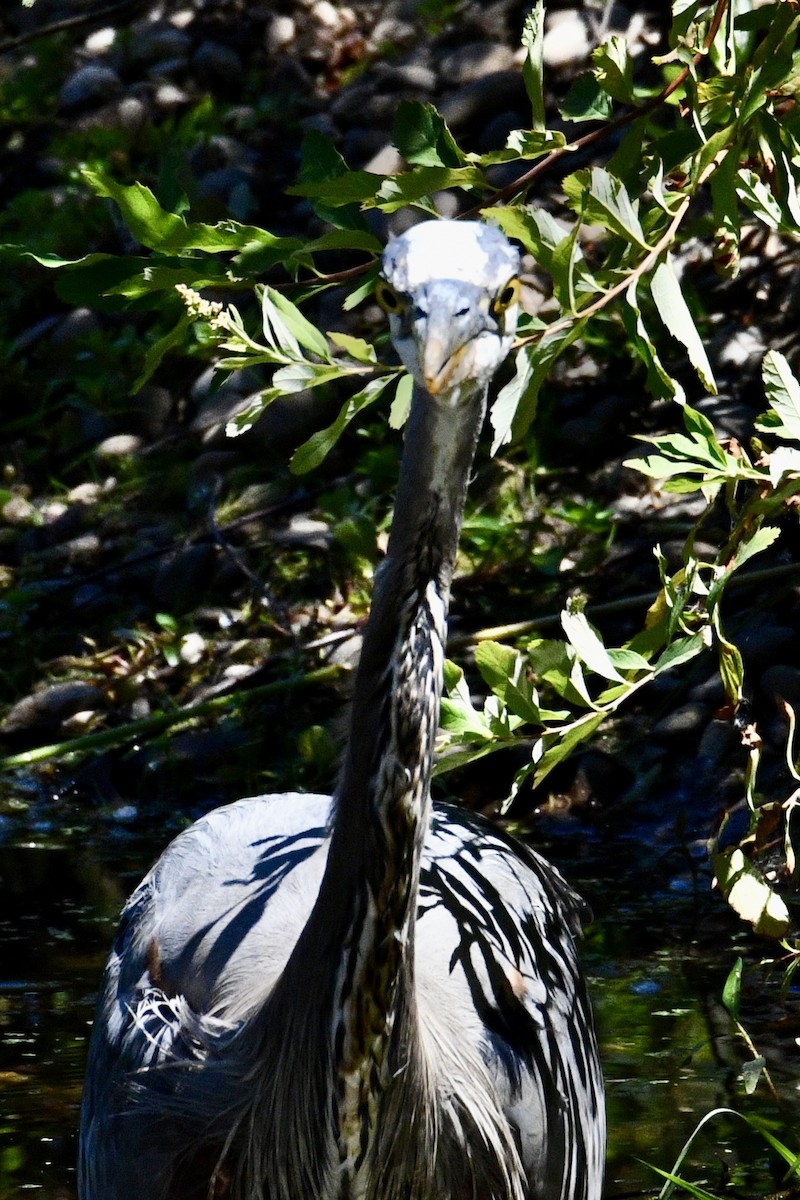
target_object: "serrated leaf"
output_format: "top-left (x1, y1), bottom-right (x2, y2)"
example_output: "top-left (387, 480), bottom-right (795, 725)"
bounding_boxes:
top-left (84, 169), bottom-right (300, 258)
top-left (592, 35), bottom-right (635, 103)
top-left (650, 256), bottom-right (717, 393)
top-left (761, 349), bottom-right (800, 442)
top-left (373, 166), bottom-right (488, 212)
top-left (289, 376), bottom-right (389, 474)
top-left (393, 101), bottom-right (465, 167)
top-left (582, 167), bottom-right (649, 249)
top-left (731, 524), bottom-right (781, 570)
top-left (521, 1), bottom-right (546, 130)
top-left (288, 171), bottom-right (385, 207)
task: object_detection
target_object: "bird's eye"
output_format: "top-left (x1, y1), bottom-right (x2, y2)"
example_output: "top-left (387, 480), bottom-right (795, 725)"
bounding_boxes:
top-left (375, 279), bottom-right (404, 314)
top-left (492, 278), bottom-right (520, 314)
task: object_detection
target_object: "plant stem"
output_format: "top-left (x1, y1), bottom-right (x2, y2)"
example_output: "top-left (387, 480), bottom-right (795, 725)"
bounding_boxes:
top-left (0, 664), bottom-right (344, 770)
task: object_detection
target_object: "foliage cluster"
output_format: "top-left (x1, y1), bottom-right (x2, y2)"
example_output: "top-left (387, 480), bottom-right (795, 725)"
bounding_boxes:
top-left (26, 0), bottom-right (800, 948)
top-left (2, 0), bottom-right (800, 1193)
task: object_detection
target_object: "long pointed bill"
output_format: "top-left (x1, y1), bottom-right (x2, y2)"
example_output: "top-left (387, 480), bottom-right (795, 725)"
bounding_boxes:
top-left (417, 307), bottom-right (484, 397)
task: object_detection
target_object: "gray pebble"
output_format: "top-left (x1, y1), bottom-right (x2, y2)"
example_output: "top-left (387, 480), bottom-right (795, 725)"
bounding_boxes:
top-left (651, 702), bottom-right (710, 740)
top-left (59, 63), bottom-right (121, 110)
top-left (193, 40), bottom-right (244, 81)
top-left (94, 434), bottom-right (144, 460)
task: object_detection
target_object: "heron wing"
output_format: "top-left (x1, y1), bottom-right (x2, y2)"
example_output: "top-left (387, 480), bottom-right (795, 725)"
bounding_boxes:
top-left (416, 803), bottom-right (605, 1200)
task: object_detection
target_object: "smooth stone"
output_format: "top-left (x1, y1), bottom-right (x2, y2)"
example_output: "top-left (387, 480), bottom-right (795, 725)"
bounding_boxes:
top-left (1, 682), bottom-right (106, 736)
top-left (59, 63), bottom-right (121, 110)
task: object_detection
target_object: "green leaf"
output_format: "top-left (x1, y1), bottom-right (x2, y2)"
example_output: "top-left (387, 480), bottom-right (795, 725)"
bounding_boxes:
top-left (592, 35), bottom-right (635, 104)
top-left (131, 312), bottom-right (191, 393)
top-left (328, 332), bottom-right (377, 364)
top-left (761, 349), bottom-right (800, 442)
top-left (389, 372), bottom-right (413, 429)
top-left (292, 129), bottom-right (371, 232)
top-left (288, 170), bottom-right (385, 207)
top-left (261, 287), bottom-right (330, 359)
top-left (722, 956), bottom-right (743, 1020)
top-left (561, 607), bottom-right (624, 682)
top-left (559, 73), bottom-right (614, 123)
top-left (650, 255), bottom-right (717, 393)
top-left (532, 712), bottom-right (607, 786)
top-left (621, 279), bottom-right (686, 403)
top-left (730, 525), bottom-right (781, 571)
top-left (290, 376), bottom-right (389, 473)
top-left (373, 166), bottom-right (489, 212)
top-left (393, 101), bottom-right (465, 167)
top-left (490, 321), bottom-right (587, 451)
top-left (474, 642), bottom-right (542, 725)
top-left (84, 169), bottom-right (300, 258)
top-left (572, 167), bottom-right (649, 250)
top-left (521, 1), bottom-right (546, 130)
top-left (653, 632), bottom-right (706, 675)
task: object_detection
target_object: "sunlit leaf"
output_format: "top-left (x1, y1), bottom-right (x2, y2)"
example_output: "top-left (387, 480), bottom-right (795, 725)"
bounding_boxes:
top-left (650, 256), bottom-right (717, 394)
top-left (561, 607), bottom-right (624, 682)
top-left (521, 1), bottom-right (546, 130)
top-left (713, 848), bottom-right (790, 938)
top-left (760, 349), bottom-right (800, 442)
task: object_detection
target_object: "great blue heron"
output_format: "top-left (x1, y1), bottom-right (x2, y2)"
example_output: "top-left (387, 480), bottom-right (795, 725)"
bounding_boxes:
top-left (79, 220), bottom-right (605, 1200)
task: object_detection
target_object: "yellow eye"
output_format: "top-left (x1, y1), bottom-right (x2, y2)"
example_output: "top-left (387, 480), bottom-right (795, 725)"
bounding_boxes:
top-left (375, 279), bottom-right (403, 314)
top-left (492, 277), bottom-right (520, 314)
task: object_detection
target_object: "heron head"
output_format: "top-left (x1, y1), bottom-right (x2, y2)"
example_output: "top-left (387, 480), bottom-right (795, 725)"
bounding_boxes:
top-left (378, 220), bottom-right (520, 402)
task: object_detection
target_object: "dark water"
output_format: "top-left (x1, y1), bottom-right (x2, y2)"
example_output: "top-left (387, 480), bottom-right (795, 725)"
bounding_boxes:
top-left (1, 781), bottom-right (798, 1200)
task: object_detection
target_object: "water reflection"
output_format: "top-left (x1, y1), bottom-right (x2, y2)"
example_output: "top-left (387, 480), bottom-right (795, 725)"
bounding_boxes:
top-left (1, 807), bottom-right (798, 1199)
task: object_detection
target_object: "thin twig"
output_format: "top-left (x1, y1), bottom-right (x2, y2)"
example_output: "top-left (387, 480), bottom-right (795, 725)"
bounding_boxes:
top-left (448, 561), bottom-right (800, 648)
top-left (0, 663), bottom-right (344, 770)
top-left (0, 0), bottom-right (149, 54)
top-left (514, 151), bottom-right (722, 349)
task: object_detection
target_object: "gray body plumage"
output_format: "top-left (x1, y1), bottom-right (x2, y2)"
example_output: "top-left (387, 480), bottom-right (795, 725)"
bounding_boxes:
top-left (79, 220), bottom-right (605, 1200)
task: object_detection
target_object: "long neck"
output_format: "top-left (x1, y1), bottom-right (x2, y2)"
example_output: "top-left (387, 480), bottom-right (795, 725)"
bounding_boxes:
top-left (263, 382), bottom-right (488, 1197)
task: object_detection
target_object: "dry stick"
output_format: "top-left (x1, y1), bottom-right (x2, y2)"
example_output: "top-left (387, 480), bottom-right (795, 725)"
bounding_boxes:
top-left (449, 561), bottom-right (800, 649)
top-left (0, 664), bottom-right (344, 771)
top-left (0, 0), bottom-right (150, 54)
